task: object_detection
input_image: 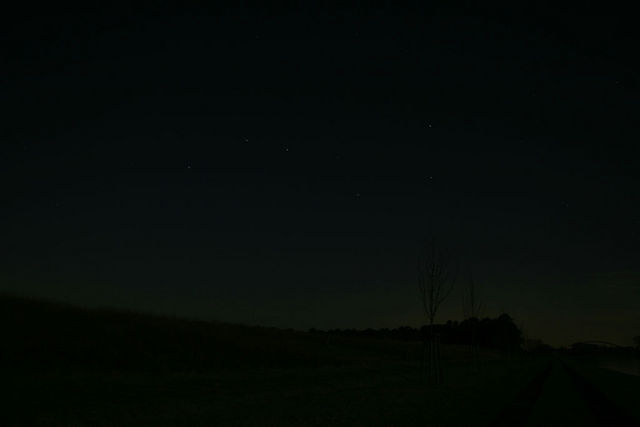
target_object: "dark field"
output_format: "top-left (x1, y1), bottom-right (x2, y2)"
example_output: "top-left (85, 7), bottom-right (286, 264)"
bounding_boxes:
top-left (2, 295), bottom-right (638, 426)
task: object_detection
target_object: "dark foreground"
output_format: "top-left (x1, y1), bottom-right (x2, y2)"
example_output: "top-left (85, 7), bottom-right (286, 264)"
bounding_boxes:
top-left (1, 295), bottom-right (638, 426)
top-left (4, 357), bottom-right (639, 426)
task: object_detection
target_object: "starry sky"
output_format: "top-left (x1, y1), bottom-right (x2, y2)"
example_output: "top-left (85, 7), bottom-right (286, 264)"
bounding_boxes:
top-left (2, 4), bottom-right (639, 346)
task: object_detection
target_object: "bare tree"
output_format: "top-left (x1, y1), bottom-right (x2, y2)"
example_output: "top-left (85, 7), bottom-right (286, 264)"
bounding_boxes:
top-left (417, 237), bottom-right (457, 385)
top-left (462, 265), bottom-right (482, 320)
top-left (462, 264), bottom-right (482, 372)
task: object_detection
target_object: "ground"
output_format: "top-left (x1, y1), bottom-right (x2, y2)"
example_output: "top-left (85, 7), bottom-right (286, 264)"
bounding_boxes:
top-left (9, 356), bottom-right (634, 426)
top-left (2, 296), bottom-right (637, 426)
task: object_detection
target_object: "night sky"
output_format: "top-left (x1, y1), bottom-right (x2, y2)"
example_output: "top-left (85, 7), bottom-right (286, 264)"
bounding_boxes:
top-left (2, 4), bottom-right (639, 347)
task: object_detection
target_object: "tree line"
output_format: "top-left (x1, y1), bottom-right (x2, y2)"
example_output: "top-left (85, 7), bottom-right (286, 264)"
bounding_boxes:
top-left (309, 313), bottom-right (523, 353)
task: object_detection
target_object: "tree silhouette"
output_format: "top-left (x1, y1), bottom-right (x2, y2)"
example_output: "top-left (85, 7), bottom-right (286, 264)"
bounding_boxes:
top-left (462, 264), bottom-right (482, 372)
top-left (417, 237), bottom-right (457, 385)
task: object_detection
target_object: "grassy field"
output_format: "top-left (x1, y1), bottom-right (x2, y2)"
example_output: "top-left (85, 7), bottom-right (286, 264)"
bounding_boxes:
top-left (3, 358), bottom-right (551, 426)
top-left (3, 294), bottom-right (636, 426)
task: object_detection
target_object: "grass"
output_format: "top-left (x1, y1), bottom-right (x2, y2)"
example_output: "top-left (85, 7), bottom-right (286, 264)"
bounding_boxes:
top-left (3, 359), bottom-right (550, 426)
top-left (0, 293), bottom-right (558, 426)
